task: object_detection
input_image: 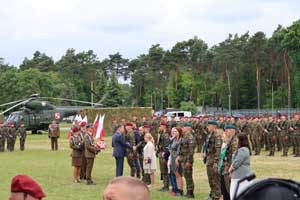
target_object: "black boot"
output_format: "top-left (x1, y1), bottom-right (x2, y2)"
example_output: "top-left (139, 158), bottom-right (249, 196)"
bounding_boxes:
top-left (87, 179), bottom-right (96, 185)
top-left (184, 190), bottom-right (195, 198)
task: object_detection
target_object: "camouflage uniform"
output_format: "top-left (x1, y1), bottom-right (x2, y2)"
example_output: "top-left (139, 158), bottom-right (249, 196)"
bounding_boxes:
top-left (193, 121), bottom-right (203, 153)
top-left (125, 129), bottom-right (137, 177)
top-left (204, 129), bottom-right (222, 200)
top-left (179, 131), bottom-right (196, 196)
top-left (291, 119), bottom-right (300, 157)
top-left (0, 126), bottom-right (5, 152)
top-left (7, 126), bottom-right (17, 151)
top-left (157, 129), bottom-right (170, 190)
top-left (220, 135), bottom-right (238, 195)
top-left (17, 126), bottom-right (27, 151)
top-left (265, 120), bottom-right (277, 156)
top-left (252, 121), bottom-right (263, 155)
top-left (278, 120), bottom-right (290, 156)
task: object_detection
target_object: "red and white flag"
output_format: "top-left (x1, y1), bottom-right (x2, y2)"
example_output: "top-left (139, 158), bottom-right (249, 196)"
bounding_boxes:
top-left (95, 114), bottom-right (106, 149)
top-left (91, 114), bottom-right (99, 137)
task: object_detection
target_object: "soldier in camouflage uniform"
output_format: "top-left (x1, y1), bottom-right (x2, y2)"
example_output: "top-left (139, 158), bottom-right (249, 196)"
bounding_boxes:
top-left (276, 117), bottom-right (283, 152)
top-left (157, 122), bottom-right (170, 191)
top-left (125, 123), bottom-right (137, 177)
top-left (203, 120), bottom-right (222, 200)
top-left (192, 117), bottom-right (203, 153)
top-left (178, 122), bottom-right (195, 198)
top-left (290, 113), bottom-right (300, 157)
top-left (218, 125), bottom-right (238, 200)
top-left (252, 117), bottom-right (263, 155)
top-left (264, 116), bottom-right (277, 156)
top-left (278, 115), bottom-right (290, 156)
top-left (0, 123), bottom-right (5, 152)
top-left (7, 123), bottom-right (17, 151)
top-left (168, 115), bottom-right (177, 130)
top-left (17, 123), bottom-right (27, 151)
top-left (150, 116), bottom-right (159, 145)
top-left (218, 115), bottom-right (226, 131)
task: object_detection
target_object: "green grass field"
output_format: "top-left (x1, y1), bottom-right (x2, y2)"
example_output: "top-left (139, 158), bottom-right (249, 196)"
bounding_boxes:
top-left (1, 131), bottom-right (300, 200)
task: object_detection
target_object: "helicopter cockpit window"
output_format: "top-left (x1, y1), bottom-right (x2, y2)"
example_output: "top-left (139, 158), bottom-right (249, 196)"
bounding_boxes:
top-left (7, 113), bottom-right (20, 122)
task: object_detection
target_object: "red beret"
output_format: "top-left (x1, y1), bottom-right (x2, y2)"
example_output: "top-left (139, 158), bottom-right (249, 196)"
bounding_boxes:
top-left (160, 122), bottom-right (167, 126)
top-left (143, 124), bottom-right (151, 129)
top-left (294, 112), bottom-right (299, 116)
top-left (11, 174), bottom-right (46, 199)
top-left (80, 121), bottom-right (87, 127)
top-left (125, 122), bottom-right (133, 127)
top-left (72, 127), bottom-right (79, 133)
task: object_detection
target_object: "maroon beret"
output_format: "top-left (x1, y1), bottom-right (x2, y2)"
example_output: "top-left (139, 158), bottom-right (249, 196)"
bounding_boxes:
top-left (11, 174), bottom-right (46, 199)
top-left (80, 121), bottom-right (87, 127)
top-left (160, 122), bottom-right (167, 126)
top-left (72, 127), bottom-right (79, 133)
top-left (143, 124), bottom-right (151, 129)
top-left (125, 122), bottom-right (133, 127)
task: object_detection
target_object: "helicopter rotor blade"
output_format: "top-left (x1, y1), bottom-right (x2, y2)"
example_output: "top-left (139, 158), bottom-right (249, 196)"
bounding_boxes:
top-left (0, 98), bottom-right (32, 115)
top-left (0, 99), bottom-right (28, 107)
top-left (40, 97), bottom-right (102, 106)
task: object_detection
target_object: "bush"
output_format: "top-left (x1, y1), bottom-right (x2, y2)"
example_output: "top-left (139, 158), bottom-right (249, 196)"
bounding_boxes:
top-left (180, 101), bottom-right (197, 115)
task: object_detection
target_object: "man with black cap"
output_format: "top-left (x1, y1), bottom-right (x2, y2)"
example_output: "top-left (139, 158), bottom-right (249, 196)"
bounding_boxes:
top-left (9, 174), bottom-right (46, 200)
top-left (203, 120), bottom-right (222, 200)
top-left (178, 122), bottom-right (196, 198)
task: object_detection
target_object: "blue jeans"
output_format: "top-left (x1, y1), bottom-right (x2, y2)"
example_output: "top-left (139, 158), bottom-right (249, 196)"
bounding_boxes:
top-left (169, 173), bottom-right (178, 193)
top-left (115, 157), bottom-right (124, 177)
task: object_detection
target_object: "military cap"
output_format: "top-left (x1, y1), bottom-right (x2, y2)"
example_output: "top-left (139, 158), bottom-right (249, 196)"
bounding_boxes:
top-left (72, 127), bottom-right (79, 132)
top-left (183, 122), bottom-right (192, 127)
top-left (80, 121), bottom-right (87, 127)
top-left (160, 122), bottom-right (167, 126)
top-left (224, 124), bottom-right (236, 130)
top-left (11, 174), bottom-right (46, 199)
top-left (294, 112), bottom-right (299, 116)
top-left (125, 122), bottom-right (133, 127)
top-left (208, 120), bottom-right (218, 126)
top-left (143, 124), bottom-right (151, 129)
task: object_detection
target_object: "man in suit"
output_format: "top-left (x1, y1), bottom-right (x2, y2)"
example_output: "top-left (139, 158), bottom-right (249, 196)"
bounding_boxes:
top-left (112, 125), bottom-right (136, 177)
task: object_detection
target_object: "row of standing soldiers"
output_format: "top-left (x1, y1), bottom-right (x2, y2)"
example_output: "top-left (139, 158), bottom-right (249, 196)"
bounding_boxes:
top-left (0, 122), bottom-right (27, 152)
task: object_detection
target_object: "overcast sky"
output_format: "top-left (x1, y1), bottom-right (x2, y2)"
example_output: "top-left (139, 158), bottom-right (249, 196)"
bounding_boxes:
top-left (1, 0), bottom-right (299, 66)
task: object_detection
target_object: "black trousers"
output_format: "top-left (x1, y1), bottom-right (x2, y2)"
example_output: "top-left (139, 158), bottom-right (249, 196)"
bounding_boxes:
top-left (220, 174), bottom-right (230, 200)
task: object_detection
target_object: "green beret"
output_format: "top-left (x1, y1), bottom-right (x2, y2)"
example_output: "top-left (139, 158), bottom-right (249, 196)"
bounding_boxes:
top-left (208, 120), bottom-right (218, 126)
top-left (183, 122), bottom-right (192, 127)
top-left (225, 124), bottom-right (236, 130)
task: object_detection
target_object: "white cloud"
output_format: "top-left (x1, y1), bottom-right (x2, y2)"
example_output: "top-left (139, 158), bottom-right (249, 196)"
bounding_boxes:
top-left (0, 0), bottom-right (299, 65)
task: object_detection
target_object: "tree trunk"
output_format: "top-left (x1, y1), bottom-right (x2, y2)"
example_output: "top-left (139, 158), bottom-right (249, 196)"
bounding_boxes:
top-left (225, 64), bottom-right (232, 114)
top-left (175, 64), bottom-right (179, 91)
top-left (283, 49), bottom-right (292, 110)
top-left (256, 61), bottom-right (261, 114)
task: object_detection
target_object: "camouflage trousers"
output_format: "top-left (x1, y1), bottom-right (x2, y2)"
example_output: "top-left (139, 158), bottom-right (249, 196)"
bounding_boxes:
top-left (182, 161), bottom-right (194, 192)
top-left (195, 136), bottom-right (203, 153)
top-left (253, 136), bottom-right (261, 155)
top-left (127, 152), bottom-right (137, 177)
top-left (20, 139), bottom-right (25, 151)
top-left (282, 135), bottom-right (289, 156)
top-left (159, 154), bottom-right (169, 188)
top-left (294, 135), bottom-right (300, 157)
top-left (206, 163), bottom-right (221, 200)
top-left (268, 135), bottom-right (276, 156)
top-left (277, 134), bottom-right (282, 151)
top-left (7, 137), bottom-right (15, 151)
top-left (290, 135), bottom-right (297, 155)
top-left (0, 138), bottom-right (5, 152)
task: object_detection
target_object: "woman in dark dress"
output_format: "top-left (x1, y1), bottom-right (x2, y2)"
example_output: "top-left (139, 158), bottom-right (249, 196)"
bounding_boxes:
top-left (70, 126), bottom-right (84, 183)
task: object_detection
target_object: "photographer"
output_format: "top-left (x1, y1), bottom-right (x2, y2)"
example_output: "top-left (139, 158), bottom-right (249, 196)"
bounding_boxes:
top-left (84, 126), bottom-right (101, 185)
top-left (143, 133), bottom-right (157, 187)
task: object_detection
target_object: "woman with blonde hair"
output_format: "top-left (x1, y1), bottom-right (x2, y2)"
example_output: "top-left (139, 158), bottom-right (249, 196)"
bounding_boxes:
top-left (143, 133), bottom-right (157, 187)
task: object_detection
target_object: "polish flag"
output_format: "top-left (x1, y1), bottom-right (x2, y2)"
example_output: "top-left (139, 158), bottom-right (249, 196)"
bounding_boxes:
top-left (91, 115), bottom-right (99, 137)
top-left (95, 114), bottom-right (106, 149)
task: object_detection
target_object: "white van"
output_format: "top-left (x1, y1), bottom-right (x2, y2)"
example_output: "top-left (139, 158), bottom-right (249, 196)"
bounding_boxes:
top-left (165, 111), bottom-right (192, 121)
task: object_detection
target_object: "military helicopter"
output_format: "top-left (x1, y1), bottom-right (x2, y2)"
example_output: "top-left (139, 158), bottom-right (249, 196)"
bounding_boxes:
top-left (0, 94), bottom-right (102, 133)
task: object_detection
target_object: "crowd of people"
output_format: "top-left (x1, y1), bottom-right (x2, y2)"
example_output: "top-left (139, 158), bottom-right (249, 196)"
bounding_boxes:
top-left (109, 112), bottom-right (300, 199)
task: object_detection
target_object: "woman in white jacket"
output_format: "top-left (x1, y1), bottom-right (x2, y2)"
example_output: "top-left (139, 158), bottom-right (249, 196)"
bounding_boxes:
top-left (143, 133), bottom-right (157, 187)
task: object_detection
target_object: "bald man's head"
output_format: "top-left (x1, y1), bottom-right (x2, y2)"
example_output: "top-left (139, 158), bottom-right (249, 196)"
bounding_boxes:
top-left (103, 177), bottom-right (150, 200)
